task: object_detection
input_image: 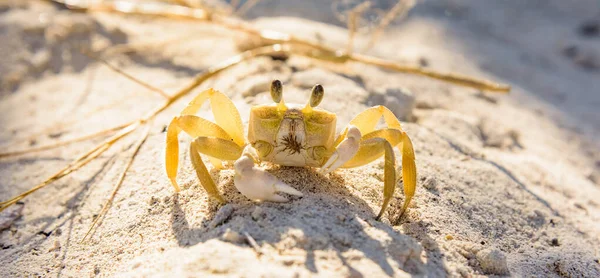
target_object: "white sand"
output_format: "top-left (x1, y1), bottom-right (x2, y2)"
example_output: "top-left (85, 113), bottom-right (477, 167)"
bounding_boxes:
top-left (0, 0), bottom-right (599, 277)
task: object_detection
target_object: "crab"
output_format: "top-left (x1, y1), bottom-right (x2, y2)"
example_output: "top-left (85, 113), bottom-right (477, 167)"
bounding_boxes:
top-left (165, 80), bottom-right (417, 223)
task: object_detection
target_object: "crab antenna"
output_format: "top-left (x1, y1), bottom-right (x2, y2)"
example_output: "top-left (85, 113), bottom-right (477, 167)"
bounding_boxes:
top-left (271, 80), bottom-right (286, 110)
top-left (303, 84), bottom-right (324, 113)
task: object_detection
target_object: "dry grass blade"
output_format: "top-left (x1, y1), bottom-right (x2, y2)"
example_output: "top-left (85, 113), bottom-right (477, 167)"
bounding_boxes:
top-left (81, 50), bottom-right (171, 99)
top-left (346, 1), bottom-right (371, 54)
top-left (0, 121), bottom-right (133, 158)
top-left (235, 0), bottom-right (261, 17)
top-left (230, 0), bottom-right (240, 12)
top-left (0, 48), bottom-right (170, 159)
top-left (363, 0), bottom-right (417, 52)
top-left (0, 92), bottom-right (144, 156)
top-left (159, 44), bottom-right (289, 107)
top-left (102, 35), bottom-right (194, 57)
top-left (349, 53), bottom-right (511, 92)
top-left (0, 44), bottom-right (290, 212)
top-left (169, 0), bottom-right (192, 7)
top-left (50, 0), bottom-right (210, 20)
top-left (0, 122), bottom-right (140, 212)
top-left (81, 124), bottom-right (151, 243)
top-left (53, 0), bottom-right (508, 92)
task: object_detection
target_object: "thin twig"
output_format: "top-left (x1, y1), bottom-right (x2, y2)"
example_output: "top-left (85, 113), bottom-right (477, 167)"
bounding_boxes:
top-left (230, 0), bottom-right (239, 12)
top-left (169, 0), bottom-right (191, 7)
top-left (49, 0), bottom-right (210, 20)
top-left (56, 0), bottom-right (507, 92)
top-left (349, 52), bottom-right (510, 92)
top-left (81, 124), bottom-right (151, 243)
top-left (102, 35), bottom-right (194, 57)
top-left (363, 0), bottom-right (416, 52)
top-left (0, 44), bottom-right (288, 212)
top-left (243, 231), bottom-right (263, 255)
top-left (0, 121), bottom-right (134, 158)
top-left (346, 1), bottom-right (371, 55)
top-left (81, 50), bottom-right (171, 99)
top-left (0, 46), bottom-right (171, 158)
top-left (235, 0), bottom-right (261, 17)
top-left (0, 122), bottom-right (140, 211)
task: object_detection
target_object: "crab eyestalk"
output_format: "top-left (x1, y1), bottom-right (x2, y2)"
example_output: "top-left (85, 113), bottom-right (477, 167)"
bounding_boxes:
top-left (303, 84), bottom-right (324, 113)
top-left (271, 80), bottom-right (286, 111)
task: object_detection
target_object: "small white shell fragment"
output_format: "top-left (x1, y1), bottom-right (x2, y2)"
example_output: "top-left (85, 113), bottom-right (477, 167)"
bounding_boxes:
top-left (476, 248), bottom-right (509, 275)
top-left (222, 228), bottom-right (244, 243)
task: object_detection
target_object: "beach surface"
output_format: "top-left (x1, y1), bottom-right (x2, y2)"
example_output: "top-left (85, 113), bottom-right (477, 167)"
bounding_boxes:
top-left (0, 0), bottom-right (599, 277)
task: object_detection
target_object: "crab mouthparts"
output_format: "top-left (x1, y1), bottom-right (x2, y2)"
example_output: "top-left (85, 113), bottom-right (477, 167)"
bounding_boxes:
top-left (281, 133), bottom-right (304, 154)
top-left (277, 114), bottom-right (306, 155)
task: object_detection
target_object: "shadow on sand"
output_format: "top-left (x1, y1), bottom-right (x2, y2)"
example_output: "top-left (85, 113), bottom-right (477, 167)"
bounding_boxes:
top-left (169, 166), bottom-right (445, 276)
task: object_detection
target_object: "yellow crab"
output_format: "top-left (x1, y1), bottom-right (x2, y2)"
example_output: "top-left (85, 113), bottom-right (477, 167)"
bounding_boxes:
top-left (165, 80), bottom-right (416, 223)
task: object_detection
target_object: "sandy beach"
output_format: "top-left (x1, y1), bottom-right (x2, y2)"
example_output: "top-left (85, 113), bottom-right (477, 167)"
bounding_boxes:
top-left (0, 0), bottom-right (599, 277)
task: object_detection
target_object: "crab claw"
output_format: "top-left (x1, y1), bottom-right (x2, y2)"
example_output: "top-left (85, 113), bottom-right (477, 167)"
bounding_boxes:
top-left (234, 154), bottom-right (303, 202)
top-left (320, 126), bottom-right (361, 174)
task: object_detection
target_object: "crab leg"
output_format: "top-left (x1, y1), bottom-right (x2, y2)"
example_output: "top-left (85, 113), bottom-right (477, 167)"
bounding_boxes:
top-left (343, 129), bottom-right (404, 167)
top-left (321, 127), bottom-right (408, 222)
top-left (180, 88), bottom-right (245, 146)
top-left (166, 116), bottom-right (230, 191)
top-left (189, 137), bottom-right (243, 203)
top-left (356, 137), bottom-right (397, 221)
top-left (335, 106), bottom-right (401, 145)
top-left (332, 106), bottom-right (417, 224)
top-left (342, 129), bottom-right (416, 223)
top-left (165, 88), bottom-right (245, 192)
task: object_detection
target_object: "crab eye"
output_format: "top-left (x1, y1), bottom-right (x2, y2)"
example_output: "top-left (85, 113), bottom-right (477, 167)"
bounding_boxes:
top-left (309, 84), bottom-right (324, 107)
top-left (270, 80), bottom-right (283, 103)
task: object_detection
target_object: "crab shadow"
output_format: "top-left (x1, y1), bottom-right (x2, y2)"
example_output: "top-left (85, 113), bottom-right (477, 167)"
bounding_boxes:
top-left (170, 166), bottom-right (426, 276)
